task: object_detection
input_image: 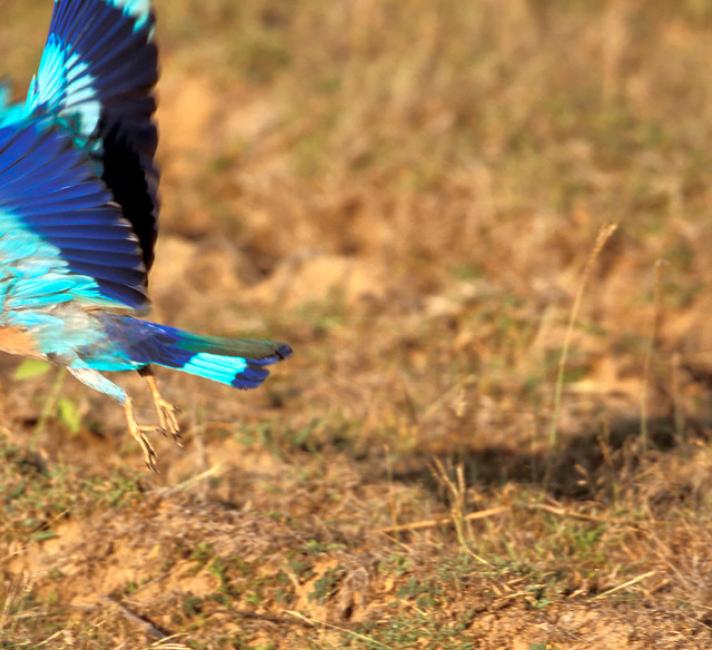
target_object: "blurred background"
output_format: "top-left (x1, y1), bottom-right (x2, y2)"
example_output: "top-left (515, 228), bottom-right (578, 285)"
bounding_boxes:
top-left (1, 1), bottom-right (712, 647)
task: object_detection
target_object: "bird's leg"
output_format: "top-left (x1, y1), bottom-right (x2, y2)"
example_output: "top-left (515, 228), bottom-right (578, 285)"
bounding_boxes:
top-left (138, 366), bottom-right (182, 447)
top-left (66, 363), bottom-right (164, 472)
top-left (123, 397), bottom-right (159, 473)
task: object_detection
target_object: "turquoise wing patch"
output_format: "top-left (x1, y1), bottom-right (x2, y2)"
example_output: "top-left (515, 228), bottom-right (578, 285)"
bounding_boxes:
top-left (0, 119), bottom-right (148, 312)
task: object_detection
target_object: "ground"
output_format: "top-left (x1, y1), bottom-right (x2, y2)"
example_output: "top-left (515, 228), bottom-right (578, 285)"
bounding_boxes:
top-left (1, 1), bottom-right (712, 648)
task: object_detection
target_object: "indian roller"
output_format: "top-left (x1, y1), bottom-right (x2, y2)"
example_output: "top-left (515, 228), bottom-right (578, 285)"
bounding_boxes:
top-left (0, 0), bottom-right (292, 471)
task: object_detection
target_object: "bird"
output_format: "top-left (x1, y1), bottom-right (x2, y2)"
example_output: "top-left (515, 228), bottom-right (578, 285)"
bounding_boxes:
top-left (0, 0), bottom-right (292, 471)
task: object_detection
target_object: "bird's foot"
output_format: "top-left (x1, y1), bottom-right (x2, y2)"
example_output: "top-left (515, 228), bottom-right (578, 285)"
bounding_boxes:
top-left (154, 396), bottom-right (183, 447)
top-left (124, 398), bottom-right (160, 473)
top-left (143, 372), bottom-right (183, 447)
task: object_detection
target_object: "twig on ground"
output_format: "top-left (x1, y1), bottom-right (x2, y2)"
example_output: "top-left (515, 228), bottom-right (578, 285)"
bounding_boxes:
top-left (152, 464), bottom-right (223, 497)
top-left (378, 500), bottom-right (640, 536)
top-left (528, 503), bottom-right (629, 526)
top-left (101, 595), bottom-right (169, 641)
top-left (377, 506), bottom-right (510, 534)
top-left (284, 610), bottom-right (394, 650)
top-left (592, 570), bottom-right (656, 600)
top-left (231, 609), bottom-right (315, 628)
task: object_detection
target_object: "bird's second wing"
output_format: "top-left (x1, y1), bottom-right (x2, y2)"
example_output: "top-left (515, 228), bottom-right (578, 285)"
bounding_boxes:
top-left (11, 0), bottom-right (160, 271)
top-left (0, 119), bottom-right (148, 315)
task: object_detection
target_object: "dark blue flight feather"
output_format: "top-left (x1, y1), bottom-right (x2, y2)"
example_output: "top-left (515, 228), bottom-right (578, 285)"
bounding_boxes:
top-left (28, 0), bottom-right (159, 270)
top-left (0, 120), bottom-right (148, 310)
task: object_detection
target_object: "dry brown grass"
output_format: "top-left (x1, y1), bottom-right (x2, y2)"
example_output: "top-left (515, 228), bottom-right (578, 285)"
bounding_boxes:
top-left (2, 0), bottom-right (712, 647)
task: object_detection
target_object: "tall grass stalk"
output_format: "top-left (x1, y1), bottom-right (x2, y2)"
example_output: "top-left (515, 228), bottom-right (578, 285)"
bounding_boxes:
top-left (640, 259), bottom-right (667, 450)
top-left (546, 223), bottom-right (618, 478)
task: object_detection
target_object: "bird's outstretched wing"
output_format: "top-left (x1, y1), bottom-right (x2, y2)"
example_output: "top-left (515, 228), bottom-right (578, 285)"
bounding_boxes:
top-left (7, 0), bottom-right (160, 271)
top-left (0, 119), bottom-right (148, 314)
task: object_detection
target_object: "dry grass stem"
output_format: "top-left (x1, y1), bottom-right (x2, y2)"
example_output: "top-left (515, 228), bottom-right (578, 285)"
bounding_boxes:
top-left (377, 506), bottom-right (510, 534)
top-left (592, 570), bottom-right (657, 601)
top-left (640, 259), bottom-right (668, 449)
top-left (527, 503), bottom-right (630, 527)
top-left (547, 223), bottom-right (619, 459)
top-left (284, 610), bottom-right (395, 650)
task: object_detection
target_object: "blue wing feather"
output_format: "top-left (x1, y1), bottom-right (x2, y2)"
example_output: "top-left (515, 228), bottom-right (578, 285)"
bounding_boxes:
top-left (7, 0), bottom-right (159, 271)
top-left (0, 120), bottom-right (148, 311)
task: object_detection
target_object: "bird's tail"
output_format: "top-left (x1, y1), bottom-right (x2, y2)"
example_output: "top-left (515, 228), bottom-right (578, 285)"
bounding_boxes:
top-left (102, 316), bottom-right (292, 389)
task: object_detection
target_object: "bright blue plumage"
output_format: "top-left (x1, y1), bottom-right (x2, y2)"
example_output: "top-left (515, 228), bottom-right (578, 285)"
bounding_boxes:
top-left (85, 315), bottom-right (292, 388)
top-left (0, 120), bottom-right (147, 312)
top-left (3, 0), bottom-right (160, 269)
top-left (0, 1), bottom-right (292, 471)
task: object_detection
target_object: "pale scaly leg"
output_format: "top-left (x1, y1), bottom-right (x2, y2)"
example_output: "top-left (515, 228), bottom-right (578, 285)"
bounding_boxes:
top-left (123, 396), bottom-right (159, 473)
top-left (66, 365), bottom-right (161, 473)
top-left (138, 366), bottom-right (182, 447)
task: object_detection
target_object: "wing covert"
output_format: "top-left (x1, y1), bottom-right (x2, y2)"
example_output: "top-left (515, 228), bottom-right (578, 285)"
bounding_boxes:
top-left (0, 120), bottom-right (148, 312)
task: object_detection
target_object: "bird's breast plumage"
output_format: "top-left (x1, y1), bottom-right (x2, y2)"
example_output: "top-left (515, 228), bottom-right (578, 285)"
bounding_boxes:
top-left (0, 326), bottom-right (42, 358)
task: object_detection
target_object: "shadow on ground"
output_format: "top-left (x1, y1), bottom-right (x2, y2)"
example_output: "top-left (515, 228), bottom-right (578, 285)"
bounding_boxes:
top-left (386, 414), bottom-right (712, 501)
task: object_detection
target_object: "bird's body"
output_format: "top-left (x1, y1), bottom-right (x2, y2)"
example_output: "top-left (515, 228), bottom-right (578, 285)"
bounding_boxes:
top-left (0, 0), bottom-right (291, 470)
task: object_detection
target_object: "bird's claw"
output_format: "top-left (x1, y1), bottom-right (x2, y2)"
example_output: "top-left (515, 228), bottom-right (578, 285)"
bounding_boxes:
top-left (124, 398), bottom-right (161, 473)
top-left (154, 398), bottom-right (183, 447)
top-left (144, 373), bottom-right (183, 448)
top-left (137, 427), bottom-right (160, 473)
top-left (129, 423), bottom-right (160, 473)
top-left (125, 377), bottom-right (184, 471)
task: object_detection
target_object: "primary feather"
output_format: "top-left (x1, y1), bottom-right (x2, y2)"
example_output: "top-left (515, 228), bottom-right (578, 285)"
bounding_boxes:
top-left (2, 0), bottom-right (160, 270)
top-left (0, 120), bottom-right (147, 314)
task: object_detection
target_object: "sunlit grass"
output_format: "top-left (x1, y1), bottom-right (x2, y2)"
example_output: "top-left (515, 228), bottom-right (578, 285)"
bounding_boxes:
top-left (0, 0), bottom-right (712, 647)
